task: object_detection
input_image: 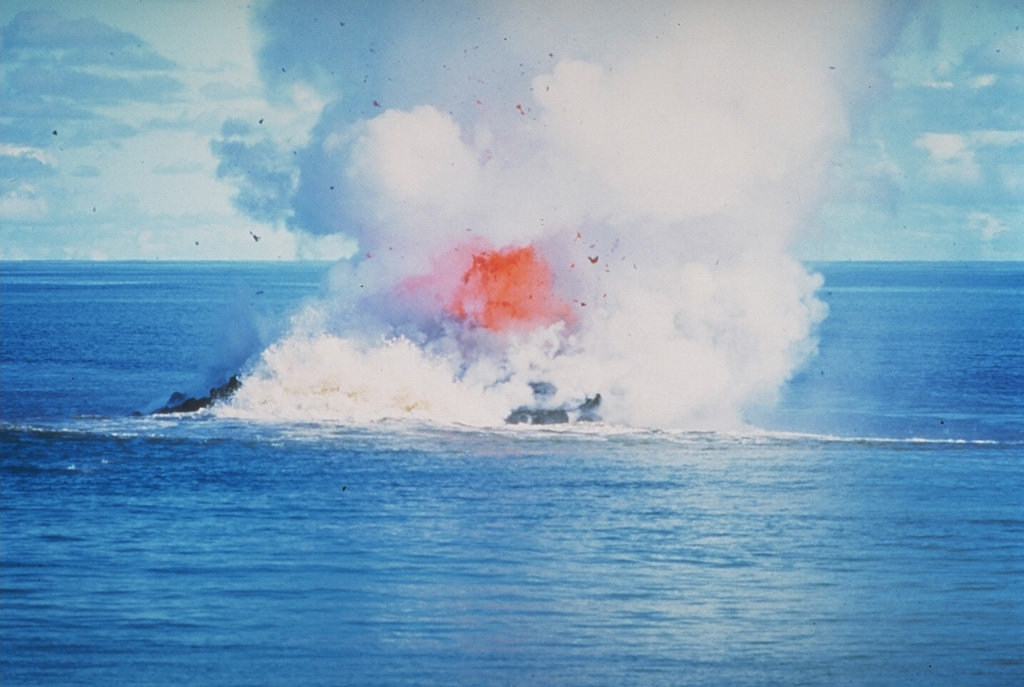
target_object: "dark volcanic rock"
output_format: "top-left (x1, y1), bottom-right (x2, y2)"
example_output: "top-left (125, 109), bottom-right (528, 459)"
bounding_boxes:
top-left (576, 394), bottom-right (602, 422)
top-left (505, 385), bottom-right (602, 425)
top-left (153, 375), bottom-right (241, 414)
top-left (506, 406), bottom-right (571, 425)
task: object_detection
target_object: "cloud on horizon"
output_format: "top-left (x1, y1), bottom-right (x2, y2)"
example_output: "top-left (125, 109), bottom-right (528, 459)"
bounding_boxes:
top-left (0, 0), bottom-right (1020, 261)
top-left (1, 10), bottom-right (182, 147)
top-left (0, 3), bottom-right (320, 260)
top-left (812, 0), bottom-right (1023, 260)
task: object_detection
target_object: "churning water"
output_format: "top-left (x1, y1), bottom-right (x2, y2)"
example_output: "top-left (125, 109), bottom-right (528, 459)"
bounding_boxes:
top-left (2, 261), bottom-right (1021, 686)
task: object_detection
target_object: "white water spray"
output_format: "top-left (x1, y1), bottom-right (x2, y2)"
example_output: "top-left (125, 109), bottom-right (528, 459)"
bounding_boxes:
top-left (215, 1), bottom-right (888, 428)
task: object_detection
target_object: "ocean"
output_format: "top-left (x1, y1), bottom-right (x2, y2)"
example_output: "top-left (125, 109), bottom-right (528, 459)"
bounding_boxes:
top-left (1, 260), bottom-right (1022, 686)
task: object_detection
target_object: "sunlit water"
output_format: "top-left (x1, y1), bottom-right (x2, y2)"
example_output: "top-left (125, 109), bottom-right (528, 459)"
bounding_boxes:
top-left (2, 261), bottom-right (1022, 686)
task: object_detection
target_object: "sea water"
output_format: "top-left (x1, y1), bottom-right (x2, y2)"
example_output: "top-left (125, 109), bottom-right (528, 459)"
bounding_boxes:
top-left (1, 261), bottom-right (1022, 686)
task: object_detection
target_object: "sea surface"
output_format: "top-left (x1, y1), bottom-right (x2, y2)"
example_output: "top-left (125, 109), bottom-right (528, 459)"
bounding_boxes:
top-left (2, 260), bottom-right (1022, 686)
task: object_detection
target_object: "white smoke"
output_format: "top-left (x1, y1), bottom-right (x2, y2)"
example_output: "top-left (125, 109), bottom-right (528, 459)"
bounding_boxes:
top-left (217, 0), bottom-right (890, 429)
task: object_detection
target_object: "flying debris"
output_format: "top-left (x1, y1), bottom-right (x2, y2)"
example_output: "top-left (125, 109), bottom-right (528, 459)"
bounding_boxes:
top-left (202, 1), bottom-right (868, 428)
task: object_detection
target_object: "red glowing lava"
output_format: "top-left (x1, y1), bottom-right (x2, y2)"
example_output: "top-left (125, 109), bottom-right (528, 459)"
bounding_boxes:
top-left (401, 242), bottom-right (575, 332)
top-left (447, 245), bottom-right (574, 331)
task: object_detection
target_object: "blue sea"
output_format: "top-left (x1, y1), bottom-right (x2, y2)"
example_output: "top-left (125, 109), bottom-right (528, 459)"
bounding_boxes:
top-left (2, 261), bottom-right (1022, 686)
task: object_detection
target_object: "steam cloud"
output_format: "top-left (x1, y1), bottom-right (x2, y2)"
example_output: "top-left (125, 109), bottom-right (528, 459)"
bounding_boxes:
top-left (214, 0), bottom-right (891, 428)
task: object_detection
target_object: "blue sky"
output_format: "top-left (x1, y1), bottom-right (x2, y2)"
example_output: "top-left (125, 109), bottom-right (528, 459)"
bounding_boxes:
top-left (1, 0), bottom-right (1021, 261)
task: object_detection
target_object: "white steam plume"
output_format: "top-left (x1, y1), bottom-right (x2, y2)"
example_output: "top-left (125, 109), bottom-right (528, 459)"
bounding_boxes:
top-left (217, 0), bottom-right (891, 428)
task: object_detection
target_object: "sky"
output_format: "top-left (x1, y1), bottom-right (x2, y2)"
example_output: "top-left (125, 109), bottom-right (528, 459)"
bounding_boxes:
top-left (0, 0), bottom-right (1021, 261)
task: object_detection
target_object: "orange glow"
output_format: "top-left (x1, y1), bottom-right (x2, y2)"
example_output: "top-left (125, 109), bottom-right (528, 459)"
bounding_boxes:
top-left (400, 242), bottom-right (575, 332)
top-left (448, 245), bottom-right (574, 331)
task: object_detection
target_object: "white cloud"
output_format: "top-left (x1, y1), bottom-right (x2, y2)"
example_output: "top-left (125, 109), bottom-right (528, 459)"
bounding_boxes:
top-left (970, 74), bottom-right (997, 88)
top-left (0, 0), bottom-right (306, 260)
top-left (965, 211), bottom-right (1009, 242)
top-left (0, 144), bottom-right (55, 165)
top-left (914, 130), bottom-right (1023, 190)
top-left (915, 133), bottom-right (980, 183)
top-left (916, 133), bottom-right (969, 160)
top-left (0, 184), bottom-right (49, 221)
